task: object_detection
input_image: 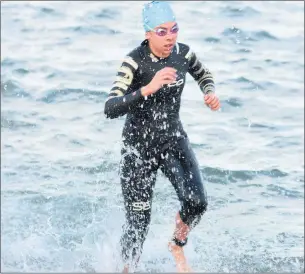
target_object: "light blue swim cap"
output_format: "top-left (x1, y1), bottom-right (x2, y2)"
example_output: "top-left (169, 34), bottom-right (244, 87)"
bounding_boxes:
top-left (142, 1), bottom-right (176, 32)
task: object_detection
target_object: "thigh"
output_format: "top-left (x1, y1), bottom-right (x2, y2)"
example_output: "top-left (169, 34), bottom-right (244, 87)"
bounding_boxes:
top-left (160, 138), bottom-right (207, 204)
top-left (120, 147), bottom-right (158, 221)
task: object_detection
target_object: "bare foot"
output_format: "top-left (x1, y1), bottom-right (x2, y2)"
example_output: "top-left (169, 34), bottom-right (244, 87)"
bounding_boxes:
top-left (168, 242), bottom-right (192, 273)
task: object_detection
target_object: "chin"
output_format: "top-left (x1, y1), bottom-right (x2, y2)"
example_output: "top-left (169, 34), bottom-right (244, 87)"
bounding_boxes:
top-left (162, 48), bottom-right (173, 57)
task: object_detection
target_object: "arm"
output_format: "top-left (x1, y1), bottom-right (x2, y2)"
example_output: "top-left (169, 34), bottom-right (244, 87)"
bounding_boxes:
top-left (186, 49), bottom-right (215, 95)
top-left (185, 47), bottom-right (220, 111)
top-left (104, 56), bottom-right (143, 119)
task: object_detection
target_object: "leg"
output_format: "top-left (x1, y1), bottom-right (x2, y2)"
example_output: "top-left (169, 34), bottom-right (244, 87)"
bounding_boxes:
top-left (160, 137), bottom-right (208, 271)
top-left (119, 147), bottom-right (158, 272)
top-left (161, 137), bottom-right (208, 234)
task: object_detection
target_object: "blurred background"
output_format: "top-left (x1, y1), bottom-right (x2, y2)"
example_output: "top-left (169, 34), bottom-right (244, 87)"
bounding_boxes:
top-left (1, 1), bottom-right (304, 272)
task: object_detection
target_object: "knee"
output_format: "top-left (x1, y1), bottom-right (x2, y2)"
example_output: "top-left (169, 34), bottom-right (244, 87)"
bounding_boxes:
top-left (180, 195), bottom-right (208, 227)
top-left (191, 196), bottom-right (208, 216)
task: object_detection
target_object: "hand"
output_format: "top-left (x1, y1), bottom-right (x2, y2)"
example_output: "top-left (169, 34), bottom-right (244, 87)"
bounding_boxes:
top-left (141, 67), bottom-right (177, 96)
top-left (204, 93), bottom-right (220, 111)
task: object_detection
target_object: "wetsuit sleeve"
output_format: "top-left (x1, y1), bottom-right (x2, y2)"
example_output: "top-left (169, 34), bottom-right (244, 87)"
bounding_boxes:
top-left (186, 49), bottom-right (215, 95)
top-left (104, 56), bottom-right (143, 119)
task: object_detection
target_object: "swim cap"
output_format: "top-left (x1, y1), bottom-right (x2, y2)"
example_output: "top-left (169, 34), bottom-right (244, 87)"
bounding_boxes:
top-left (142, 1), bottom-right (176, 32)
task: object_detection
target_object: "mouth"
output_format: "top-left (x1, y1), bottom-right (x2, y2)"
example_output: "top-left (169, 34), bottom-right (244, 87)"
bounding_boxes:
top-left (164, 44), bottom-right (174, 51)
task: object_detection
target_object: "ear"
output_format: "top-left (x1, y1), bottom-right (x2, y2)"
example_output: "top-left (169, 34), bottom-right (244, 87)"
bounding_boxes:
top-left (145, 32), bottom-right (152, 40)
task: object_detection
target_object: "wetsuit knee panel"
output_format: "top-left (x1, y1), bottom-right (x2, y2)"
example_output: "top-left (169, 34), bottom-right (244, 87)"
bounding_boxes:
top-left (180, 197), bottom-right (208, 227)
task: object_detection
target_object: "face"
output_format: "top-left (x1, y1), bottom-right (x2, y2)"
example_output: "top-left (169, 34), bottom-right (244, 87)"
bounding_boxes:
top-left (145, 21), bottom-right (179, 57)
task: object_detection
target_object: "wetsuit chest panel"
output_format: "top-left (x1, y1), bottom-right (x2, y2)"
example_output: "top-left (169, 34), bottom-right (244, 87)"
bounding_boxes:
top-left (135, 50), bottom-right (189, 113)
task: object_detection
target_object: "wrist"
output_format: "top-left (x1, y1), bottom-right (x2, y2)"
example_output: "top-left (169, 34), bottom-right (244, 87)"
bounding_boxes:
top-left (203, 85), bottom-right (215, 95)
top-left (141, 85), bottom-right (151, 97)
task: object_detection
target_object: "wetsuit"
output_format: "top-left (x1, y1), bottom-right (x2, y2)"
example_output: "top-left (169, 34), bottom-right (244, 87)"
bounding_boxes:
top-left (104, 39), bottom-right (215, 267)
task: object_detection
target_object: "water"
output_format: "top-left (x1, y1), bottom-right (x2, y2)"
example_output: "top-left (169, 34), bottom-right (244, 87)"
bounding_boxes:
top-left (1, 1), bottom-right (304, 272)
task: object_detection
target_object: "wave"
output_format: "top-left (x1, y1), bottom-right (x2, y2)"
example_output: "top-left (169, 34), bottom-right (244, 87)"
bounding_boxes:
top-left (204, 36), bottom-right (221, 43)
top-left (58, 160), bottom-right (118, 175)
top-left (40, 7), bottom-right (56, 14)
top-left (200, 166), bottom-right (288, 184)
top-left (223, 97), bottom-right (244, 107)
top-left (60, 25), bottom-right (120, 36)
top-left (223, 76), bottom-right (265, 91)
top-left (253, 30), bottom-right (278, 41)
top-left (220, 5), bottom-right (260, 18)
top-left (229, 57), bottom-right (248, 64)
top-left (1, 57), bottom-right (27, 68)
top-left (13, 68), bottom-right (30, 76)
top-left (221, 26), bottom-right (278, 45)
top-left (38, 88), bottom-right (108, 104)
top-left (1, 79), bottom-right (31, 98)
top-left (262, 184), bottom-right (303, 199)
top-left (89, 8), bottom-right (120, 20)
top-left (236, 48), bottom-right (252, 54)
top-left (1, 117), bottom-right (39, 130)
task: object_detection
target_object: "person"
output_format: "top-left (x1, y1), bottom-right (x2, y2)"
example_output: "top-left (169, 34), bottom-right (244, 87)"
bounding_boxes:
top-left (104, 1), bottom-right (220, 272)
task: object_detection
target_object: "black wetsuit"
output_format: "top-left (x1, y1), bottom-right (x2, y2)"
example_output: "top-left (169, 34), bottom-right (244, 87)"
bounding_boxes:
top-left (104, 39), bottom-right (215, 267)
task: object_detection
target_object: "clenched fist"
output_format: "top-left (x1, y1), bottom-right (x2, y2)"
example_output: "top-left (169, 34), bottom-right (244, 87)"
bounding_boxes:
top-left (204, 93), bottom-right (220, 111)
top-left (141, 67), bottom-right (177, 97)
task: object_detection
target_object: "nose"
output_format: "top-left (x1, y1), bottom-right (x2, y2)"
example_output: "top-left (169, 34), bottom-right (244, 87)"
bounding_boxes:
top-left (166, 34), bottom-right (174, 41)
